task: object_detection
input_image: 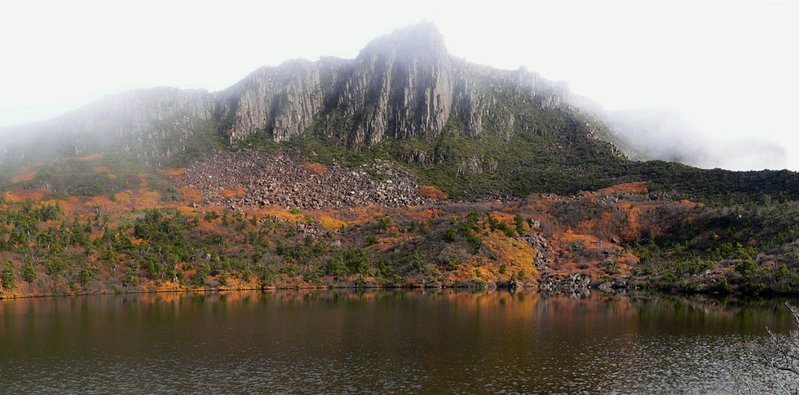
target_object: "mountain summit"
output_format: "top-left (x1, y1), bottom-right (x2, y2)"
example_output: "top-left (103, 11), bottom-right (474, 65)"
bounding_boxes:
top-left (217, 21), bottom-right (575, 150)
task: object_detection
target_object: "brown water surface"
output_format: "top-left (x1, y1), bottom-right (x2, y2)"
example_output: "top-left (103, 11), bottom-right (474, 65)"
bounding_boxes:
top-left (0, 290), bottom-right (794, 393)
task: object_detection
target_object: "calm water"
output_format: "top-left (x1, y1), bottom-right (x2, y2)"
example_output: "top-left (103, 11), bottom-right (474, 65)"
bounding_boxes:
top-left (0, 290), bottom-right (795, 393)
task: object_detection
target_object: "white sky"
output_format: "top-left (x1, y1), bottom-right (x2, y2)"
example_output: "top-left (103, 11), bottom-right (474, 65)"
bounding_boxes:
top-left (1, 0), bottom-right (797, 170)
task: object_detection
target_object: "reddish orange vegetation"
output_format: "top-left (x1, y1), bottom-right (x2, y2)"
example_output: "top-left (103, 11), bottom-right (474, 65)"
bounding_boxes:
top-left (483, 233), bottom-right (538, 277)
top-left (680, 199), bottom-right (703, 208)
top-left (297, 162), bottom-right (328, 175)
top-left (86, 195), bottom-right (127, 212)
top-left (558, 230), bottom-right (600, 245)
top-left (338, 206), bottom-right (385, 224)
top-left (4, 189), bottom-right (48, 203)
top-left (417, 185), bottom-right (447, 200)
top-left (598, 182), bottom-right (648, 195)
top-left (414, 208), bottom-right (443, 222)
top-left (489, 211), bottom-right (517, 225)
top-left (66, 153), bottom-right (103, 162)
top-left (180, 186), bottom-right (203, 202)
top-left (11, 169), bottom-right (36, 183)
top-left (319, 216), bottom-right (348, 230)
top-left (254, 206), bottom-right (309, 224)
top-left (158, 168), bottom-right (187, 177)
top-left (114, 190), bottom-right (133, 205)
top-left (219, 186), bottom-right (246, 199)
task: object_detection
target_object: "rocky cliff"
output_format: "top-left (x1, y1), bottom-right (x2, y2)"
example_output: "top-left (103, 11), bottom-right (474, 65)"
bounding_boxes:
top-left (217, 22), bottom-right (571, 148)
top-left (1, 22), bottom-right (581, 167)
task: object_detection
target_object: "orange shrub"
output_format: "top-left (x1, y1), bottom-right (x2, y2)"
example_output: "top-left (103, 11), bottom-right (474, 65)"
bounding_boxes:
top-left (66, 153), bottom-right (103, 162)
top-left (417, 185), bottom-right (447, 200)
top-left (219, 186), bottom-right (246, 199)
top-left (320, 216), bottom-right (348, 230)
top-left (297, 163), bottom-right (328, 175)
top-left (598, 182), bottom-right (648, 195)
top-left (4, 189), bottom-right (48, 203)
top-left (180, 186), bottom-right (203, 202)
top-left (11, 170), bottom-right (36, 183)
top-left (114, 190), bottom-right (132, 205)
top-left (158, 168), bottom-right (186, 177)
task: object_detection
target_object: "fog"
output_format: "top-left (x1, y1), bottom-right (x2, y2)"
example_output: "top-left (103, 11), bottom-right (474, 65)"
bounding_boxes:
top-left (604, 108), bottom-right (789, 171)
top-left (1, 0), bottom-right (797, 171)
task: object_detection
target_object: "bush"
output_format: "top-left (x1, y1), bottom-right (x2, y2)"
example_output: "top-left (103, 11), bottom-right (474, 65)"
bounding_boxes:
top-left (204, 211), bottom-right (219, 222)
top-left (191, 263), bottom-right (210, 286)
top-left (735, 259), bottom-right (759, 276)
top-left (417, 185), bottom-right (447, 200)
top-left (325, 254), bottom-right (348, 278)
top-left (21, 261), bottom-right (37, 283)
top-left (443, 227), bottom-right (457, 243)
top-left (45, 257), bottom-right (68, 278)
top-left (377, 216), bottom-right (391, 231)
top-left (497, 221), bottom-right (517, 237)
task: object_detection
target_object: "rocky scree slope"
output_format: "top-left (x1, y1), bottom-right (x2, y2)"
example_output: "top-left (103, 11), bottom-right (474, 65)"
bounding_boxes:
top-left (183, 149), bottom-right (431, 209)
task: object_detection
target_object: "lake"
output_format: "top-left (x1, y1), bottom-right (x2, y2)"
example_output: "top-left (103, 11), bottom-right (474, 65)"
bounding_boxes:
top-left (0, 290), bottom-right (795, 393)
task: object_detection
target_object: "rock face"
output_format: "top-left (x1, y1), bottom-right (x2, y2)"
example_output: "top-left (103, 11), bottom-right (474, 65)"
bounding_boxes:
top-left (1, 22), bottom-right (574, 166)
top-left (217, 22), bottom-right (569, 147)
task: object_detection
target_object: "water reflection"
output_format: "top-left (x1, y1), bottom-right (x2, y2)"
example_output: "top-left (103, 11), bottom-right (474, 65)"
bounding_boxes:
top-left (0, 290), bottom-right (795, 393)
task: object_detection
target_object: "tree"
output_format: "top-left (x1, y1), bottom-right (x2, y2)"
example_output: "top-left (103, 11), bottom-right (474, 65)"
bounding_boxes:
top-left (21, 260), bottom-right (37, 283)
top-left (514, 214), bottom-right (526, 235)
top-left (1, 261), bottom-right (16, 289)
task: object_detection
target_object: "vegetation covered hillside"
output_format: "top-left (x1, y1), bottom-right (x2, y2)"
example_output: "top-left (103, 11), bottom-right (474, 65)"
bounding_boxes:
top-left (1, 175), bottom-right (798, 299)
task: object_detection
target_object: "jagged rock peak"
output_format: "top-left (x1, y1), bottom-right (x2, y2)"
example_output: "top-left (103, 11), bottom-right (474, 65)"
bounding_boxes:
top-left (357, 21), bottom-right (448, 64)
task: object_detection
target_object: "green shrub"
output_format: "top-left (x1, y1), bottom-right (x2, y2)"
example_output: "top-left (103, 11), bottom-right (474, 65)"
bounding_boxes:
top-left (514, 214), bottom-right (526, 235)
top-left (204, 211), bottom-right (219, 222)
top-left (735, 259), bottom-right (759, 276)
top-left (191, 263), bottom-right (210, 286)
top-left (21, 261), bottom-right (37, 283)
top-left (45, 257), bottom-right (68, 278)
top-left (443, 227), bottom-right (457, 243)
top-left (377, 216), bottom-right (391, 231)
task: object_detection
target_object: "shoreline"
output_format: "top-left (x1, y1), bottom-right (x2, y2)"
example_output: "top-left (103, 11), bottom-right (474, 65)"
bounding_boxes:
top-left (2, 281), bottom-right (795, 302)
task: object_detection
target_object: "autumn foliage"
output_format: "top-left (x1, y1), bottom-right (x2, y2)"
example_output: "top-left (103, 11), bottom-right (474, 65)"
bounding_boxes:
top-left (417, 185), bottom-right (447, 200)
top-left (297, 163), bottom-right (328, 175)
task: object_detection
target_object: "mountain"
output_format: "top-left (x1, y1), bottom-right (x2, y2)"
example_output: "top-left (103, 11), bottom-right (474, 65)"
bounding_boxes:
top-left (2, 23), bottom-right (799, 299)
top-left (1, 22), bottom-right (798, 203)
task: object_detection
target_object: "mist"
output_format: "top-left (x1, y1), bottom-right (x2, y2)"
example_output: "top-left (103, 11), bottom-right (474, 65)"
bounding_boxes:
top-left (604, 108), bottom-right (789, 171)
